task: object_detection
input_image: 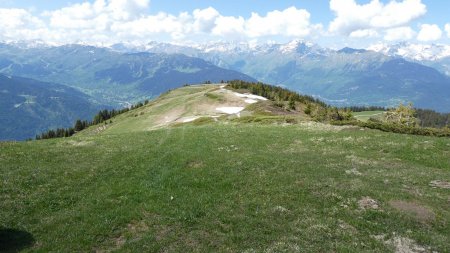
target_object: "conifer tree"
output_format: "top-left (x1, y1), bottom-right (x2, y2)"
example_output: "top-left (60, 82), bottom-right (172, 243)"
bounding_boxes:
top-left (74, 120), bottom-right (84, 132)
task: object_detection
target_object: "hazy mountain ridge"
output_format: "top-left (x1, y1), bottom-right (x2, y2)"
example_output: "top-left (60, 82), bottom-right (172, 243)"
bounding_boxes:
top-left (108, 40), bottom-right (450, 111)
top-left (368, 42), bottom-right (450, 76)
top-left (0, 43), bottom-right (256, 107)
top-left (1, 40), bottom-right (449, 112)
top-left (0, 74), bottom-right (106, 140)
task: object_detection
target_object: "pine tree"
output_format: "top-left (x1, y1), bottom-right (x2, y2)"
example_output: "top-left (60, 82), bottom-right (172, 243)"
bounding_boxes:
top-left (288, 97), bottom-right (296, 110)
top-left (385, 103), bottom-right (417, 127)
top-left (74, 120), bottom-right (83, 132)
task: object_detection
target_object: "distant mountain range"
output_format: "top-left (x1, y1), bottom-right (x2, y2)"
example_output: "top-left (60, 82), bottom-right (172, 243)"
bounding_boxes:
top-left (0, 74), bottom-right (105, 140)
top-left (0, 43), bottom-right (256, 140)
top-left (0, 43), bottom-right (256, 107)
top-left (368, 42), bottom-right (450, 77)
top-left (1, 40), bottom-right (450, 140)
top-left (109, 40), bottom-right (450, 111)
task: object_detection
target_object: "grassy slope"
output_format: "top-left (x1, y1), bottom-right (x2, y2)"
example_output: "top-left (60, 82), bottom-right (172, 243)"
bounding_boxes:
top-left (1, 86), bottom-right (449, 252)
top-left (354, 111), bottom-right (385, 122)
top-left (79, 84), bottom-right (307, 136)
top-left (81, 84), bottom-right (233, 135)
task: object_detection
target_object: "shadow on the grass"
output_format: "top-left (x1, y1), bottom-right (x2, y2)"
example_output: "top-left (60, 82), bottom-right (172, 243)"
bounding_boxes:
top-left (0, 228), bottom-right (35, 252)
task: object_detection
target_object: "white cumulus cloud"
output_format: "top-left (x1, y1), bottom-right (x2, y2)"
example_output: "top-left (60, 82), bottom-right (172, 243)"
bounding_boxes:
top-left (0, 0), bottom-right (444, 45)
top-left (212, 16), bottom-right (246, 38)
top-left (417, 24), bottom-right (442, 42)
top-left (329, 0), bottom-right (426, 36)
top-left (349, 29), bottom-right (378, 38)
top-left (110, 12), bottom-right (190, 40)
top-left (445, 23), bottom-right (450, 38)
top-left (0, 2), bottom-right (322, 44)
top-left (245, 7), bottom-right (317, 38)
top-left (0, 8), bottom-right (46, 40)
top-left (384, 26), bottom-right (416, 41)
top-left (192, 7), bottom-right (220, 33)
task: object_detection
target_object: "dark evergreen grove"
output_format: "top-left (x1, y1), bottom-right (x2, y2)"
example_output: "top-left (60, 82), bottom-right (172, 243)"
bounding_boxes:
top-left (227, 80), bottom-right (353, 121)
top-left (35, 100), bottom-right (149, 140)
top-left (415, 109), bottom-right (450, 128)
top-left (228, 80), bottom-right (327, 107)
top-left (341, 106), bottom-right (388, 112)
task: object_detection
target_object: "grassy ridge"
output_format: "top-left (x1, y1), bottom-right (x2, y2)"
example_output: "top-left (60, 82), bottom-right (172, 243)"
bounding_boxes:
top-left (1, 124), bottom-right (449, 252)
top-left (353, 111), bottom-right (385, 122)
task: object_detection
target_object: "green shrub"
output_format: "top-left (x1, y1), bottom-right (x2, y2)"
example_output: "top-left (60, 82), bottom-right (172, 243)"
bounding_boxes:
top-left (331, 119), bottom-right (450, 137)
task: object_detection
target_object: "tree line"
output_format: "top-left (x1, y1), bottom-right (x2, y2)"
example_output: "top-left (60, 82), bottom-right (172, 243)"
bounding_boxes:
top-left (340, 105), bottom-right (449, 128)
top-left (228, 80), bottom-right (327, 107)
top-left (36, 100), bottom-right (149, 140)
top-left (333, 103), bottom-right (450, 137)
top-left (341, 106), bottom-right (388, 112)
top-left (227, 80), bottom-right (353, 121)
top-left (415, 109), bottom-right (449, 128)
top-left (227, 80), bottom-right (449, 133)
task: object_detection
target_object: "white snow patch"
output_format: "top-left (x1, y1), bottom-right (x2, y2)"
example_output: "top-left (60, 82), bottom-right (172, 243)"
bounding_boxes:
top-left (245, 99), bottom-right (258, 104)
top-left (234, 92), bottom-right (268, 101)
top-left (181, 116), bottom-right (200, 123)
top-left (216, 107), bottom-right (244, 114)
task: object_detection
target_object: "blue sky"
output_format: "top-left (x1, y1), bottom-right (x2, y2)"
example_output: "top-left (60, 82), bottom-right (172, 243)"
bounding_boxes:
top-left (0, 0), bottom-right (449, 47)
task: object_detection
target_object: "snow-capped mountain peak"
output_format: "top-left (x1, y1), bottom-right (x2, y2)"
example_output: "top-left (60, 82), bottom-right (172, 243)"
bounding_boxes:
top-left (368, 42), bottom-right (450, 61)
top-left (279, 39), bottom-right (315, 54)
top-left (1, 39), bottom-right (57, 49)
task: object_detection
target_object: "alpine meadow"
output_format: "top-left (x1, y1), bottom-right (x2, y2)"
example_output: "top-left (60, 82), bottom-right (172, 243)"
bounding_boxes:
top-left (1, 0), bottom-right (450, 252)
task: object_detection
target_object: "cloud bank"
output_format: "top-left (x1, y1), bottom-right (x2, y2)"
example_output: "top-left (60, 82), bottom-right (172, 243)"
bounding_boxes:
top-left (0, 0), bottom-right (322, 45)
top-left (0, 0), bottom-right (447, 46)
top-left (329, 0), bottom-right (427, 42)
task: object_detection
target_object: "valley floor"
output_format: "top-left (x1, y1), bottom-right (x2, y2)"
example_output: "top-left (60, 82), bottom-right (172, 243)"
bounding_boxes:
top-left (1, 124), bottom-right (449, 252)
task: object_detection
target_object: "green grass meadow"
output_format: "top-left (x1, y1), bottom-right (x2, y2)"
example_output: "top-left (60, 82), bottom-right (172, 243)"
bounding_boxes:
top-left (353, 111), bottom-right (385, 122)
top-left (1, 123), bottom-right (449, 252)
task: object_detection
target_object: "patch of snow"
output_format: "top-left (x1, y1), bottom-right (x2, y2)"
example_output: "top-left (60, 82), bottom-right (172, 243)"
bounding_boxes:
top-left (181, 116), bottom-right (200, 123)
top-left (233, 92), bottom-right (268, 101)
top-left (244, 99), bottom-right (258, 104)
top-left (216, 107), bottom-right (244, 114)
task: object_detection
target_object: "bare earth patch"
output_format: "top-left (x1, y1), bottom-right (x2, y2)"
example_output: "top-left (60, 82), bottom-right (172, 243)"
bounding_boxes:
top-left (298, 121), bottom-right (355, 132)
top-left (345, 168), bottom-right (362, 176)
top-left (95, 125), bottom-right (108, 133)
top-left (186, 160), bottom-right (204, 169)
top-left (372, 234), bottom-right (429, 253)
top-left (386, 236), bottom-right (427, 253)
top-left (65, 140), bottom-right (94, 146)
top-left (389, 200), bottom-right (435, 223)
top-left (96, 220), bottom-right (149, 252)
top-left (429, 180), bottom-right (450, 189)
top-left (358, 197), bottom-right (379, 210)
top-left (272, 205), bottom-right (290, 214)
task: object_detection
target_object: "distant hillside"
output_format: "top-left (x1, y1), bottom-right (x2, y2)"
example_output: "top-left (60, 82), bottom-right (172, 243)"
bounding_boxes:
top-left (76, 83), bottom-right (311, 136)
top-left (123, 40), bottom-right (450, 112)
top-left (0, 44), bottom-right (256, 107)
top-left (0, 74), bottom-right (105, 140)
